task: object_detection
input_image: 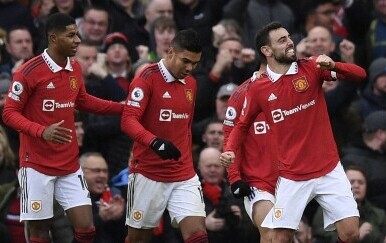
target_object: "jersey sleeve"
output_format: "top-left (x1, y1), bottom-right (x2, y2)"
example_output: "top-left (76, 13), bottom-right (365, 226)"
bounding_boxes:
top-left (223, 90), bottom-right (245, 184)
top-left (224, 82), bottom-right (262, 153)
top-left (75, 82), bottom-right (124, 115)
top-left (121, 76), bottom-right (156, 146)
top-left (2, 72), bottom-right (46, 138)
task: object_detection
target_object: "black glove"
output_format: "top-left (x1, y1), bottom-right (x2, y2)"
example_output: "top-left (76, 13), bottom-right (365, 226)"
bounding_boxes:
top-left (150, 138), bottom-right (181, 161)
top-left (230, 180), bottom-right (254, 200)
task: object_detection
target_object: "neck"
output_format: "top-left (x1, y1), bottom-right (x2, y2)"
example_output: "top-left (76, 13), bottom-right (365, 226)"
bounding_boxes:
top-left (108, 62), bottom-right (127, 74)
top-left (267, 59), bottom-right (291, 74)
top-left (47, 48), bottom-right (67, 66)
top-left (162, 59), bottom-right (176, 79)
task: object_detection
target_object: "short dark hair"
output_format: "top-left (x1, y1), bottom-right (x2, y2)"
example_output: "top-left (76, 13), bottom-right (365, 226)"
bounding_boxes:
top-left (255, 21), bottom-right (283, 60)
top-left (171, 29), bottom-right (202, 53)
top-left (45, 13), bottom-right (76, 37)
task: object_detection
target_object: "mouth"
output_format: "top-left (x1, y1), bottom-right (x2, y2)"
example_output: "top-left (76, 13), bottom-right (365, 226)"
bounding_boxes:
top-left (286, 47), bottom-right (295, 55)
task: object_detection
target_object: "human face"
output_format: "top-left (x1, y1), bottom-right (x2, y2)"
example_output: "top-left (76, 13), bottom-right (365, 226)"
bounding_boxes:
top-left (322, 80), bottom-right (338, 92)
top-left (82, 9), bottom-right (109, 43)
top-left (54, 24), bottom-right (81, 58)
top-left (165, 47), bottom-right (201, 79)
top-left (155, 27), bottom-right (175, 58)
top-left (373, 74), bottom-right (386, 95)
top-left (202, 123), bottom-right (224, 151)
top-left (54, 0), bottom-right (73, 11)
top-left (74, 121), bottom-right (84, 146)
top-left (198, 149), bottom-right (225, 185)
top-left (6, 29), bottom-right (33, 61)
top-left (82, 156), bottom-right (109, 194)
top-left (116, 0), bottom-right (135, 9)
top-left (314, 3), bottom-right (339, 30)
top-left (375, 0), bottom-right (386, 16)
top-left (106, 43), bottom-right (130, 66)
top-left (145, 0), bottom-right (173, 23)
top-left (75, 44), bottom-right (97, 77)
top-left (346, 169), bottom-right (366, 203)
top-left (216, 97), bottom-right (228, 120)
top-left (307, 26), bottom-right (335, 56)
top-left (266, 27), bottom-right (296, 64)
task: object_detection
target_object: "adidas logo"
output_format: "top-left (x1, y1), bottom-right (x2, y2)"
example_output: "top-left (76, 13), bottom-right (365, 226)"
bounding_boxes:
top-left (268, 93), bottom-right (277, 101)
top-left (162, 91), bottom-right (171, 98)
top-left (46, 82), bottom-right (55, 89)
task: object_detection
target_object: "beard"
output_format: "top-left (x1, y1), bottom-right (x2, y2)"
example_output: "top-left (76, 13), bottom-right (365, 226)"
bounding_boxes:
top-left (274, 52), bottom-right (297, 64)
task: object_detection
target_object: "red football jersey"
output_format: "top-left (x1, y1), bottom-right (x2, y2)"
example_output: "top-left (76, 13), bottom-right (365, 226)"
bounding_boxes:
top-left (224, 72), bottom-right (279, 194)
top-left (2, 50), bottom-right (123, 176)
top-left (121, 61), bottom-right (197, 182)
top-left (225, 57), bottom-right (366, 181)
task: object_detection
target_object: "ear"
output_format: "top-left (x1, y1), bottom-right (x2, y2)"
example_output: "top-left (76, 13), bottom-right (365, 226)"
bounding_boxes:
top-left (48, 32), bottom-right (57, 44)
top-left (261, 46), bottom-right (272, 57)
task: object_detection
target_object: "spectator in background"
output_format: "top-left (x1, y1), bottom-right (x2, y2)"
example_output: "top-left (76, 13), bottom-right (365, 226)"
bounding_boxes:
top-left (193, 37), bottom-right (254, 122)
top-left (197, 147), bottom-right (242, 243)
top-left (79, 152), bottom-right (127, 243)
top-left (78, 6), bottom-right (110, 46)
top-left (143, 0), bottom-right (173, 33)
top-left (313, 165), bottom-right (386, 243)
top-left (0, 125), bottom-right (16, 185)
top-left (366, 0), bottom-right (386, 65)
top-left (75, 40), bottom-right (126, 101)
top-left (192, 83), bottom-right (238, 148)
top-left (351, 57), bottom-right (386, 120)
top-left (0, 26), bottom-right (34, 75)
top-left (341, 111), bottom-right (386, 212)
top-left (223, 0), bottom-right (295, 49)
top-left (138, 16), bottom-right (177, 62)
top-left (201, 119), bottom-right (224, 152)
top-left (103, 32), bottom-right (133, 94)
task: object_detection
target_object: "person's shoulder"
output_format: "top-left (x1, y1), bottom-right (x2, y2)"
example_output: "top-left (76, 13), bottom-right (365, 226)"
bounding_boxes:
top-left (298, 56), bottom-right (315, 64)
top-left (17, 55), bottom-right (44, 76)
top-left (136, 63), bottom-right (159, 81)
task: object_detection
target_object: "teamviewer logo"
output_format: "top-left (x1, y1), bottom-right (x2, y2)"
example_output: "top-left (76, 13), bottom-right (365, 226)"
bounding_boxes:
top-left (271, 109), bottom-right (284, 123)
top-left (42, 99), bottom-right (55, 111)
top-left (159, 109), bottom-right (172, 121)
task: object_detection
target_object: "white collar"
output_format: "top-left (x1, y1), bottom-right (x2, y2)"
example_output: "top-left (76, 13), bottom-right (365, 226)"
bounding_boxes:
top-left (111, 70), bottom-right (127, 78)
top-left (266, 62), bottom-right (298, 82)
top-left (42, 49), bottom-right (73, 73)
top-left (158, 59), bottom-right (186, 84)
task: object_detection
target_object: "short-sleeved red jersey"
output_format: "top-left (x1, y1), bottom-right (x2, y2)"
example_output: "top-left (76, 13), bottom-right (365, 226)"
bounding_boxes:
top-left (121, 61), bottom-right (197, 182)
top-left (2, 50), bottom-right (123, 176)
top-left (223, 72), bottom-right (279, 194)
top-left (225, 57), bottom-right (366, 181)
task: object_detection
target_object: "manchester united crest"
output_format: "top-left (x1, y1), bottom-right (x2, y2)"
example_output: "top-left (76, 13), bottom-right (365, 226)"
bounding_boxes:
top-left (69, 76), bottom-right (77, 91)
top-left (185, 89), bottom-right (193, 103)
top-left (31, 200), bottom-right (42, 212)
top-left (132, 210), bottom-right (143, 222)
top-left (274, 208), bottom-right (283, 220)
top-left (292, 76), bottom-right (309, 92)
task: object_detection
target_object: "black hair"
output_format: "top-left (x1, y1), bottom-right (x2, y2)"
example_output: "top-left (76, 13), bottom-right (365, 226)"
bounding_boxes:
top-left (345, 165), bottom-right (368, 183)
top-left (6, 26), bottom-right (31, 43)
top-left (254, 21), bottom-right (283, 60)
top-left (45, 13), bottom-right (76, 38)
top-left (171, 29), bottom-right (202, 53)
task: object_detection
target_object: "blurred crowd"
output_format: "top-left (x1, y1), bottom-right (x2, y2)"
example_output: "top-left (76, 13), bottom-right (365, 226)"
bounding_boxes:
top-left (0, 0), bottom-right (386, 242)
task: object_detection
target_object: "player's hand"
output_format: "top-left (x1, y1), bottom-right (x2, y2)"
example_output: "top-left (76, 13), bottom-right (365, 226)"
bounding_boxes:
top-left (339, 39), bottom-right (355, 63)
top-left (205, 210), bottom-right (225, 231)
top-left (150, 137), bottom-right (181, 161)
top-left (231, 180), bottom-right (255, 200)
top-left (219, 151), bottom-right (234, 168)
top-left (316, 54), bottom-right (335, 70)
top-left (42, 120), bottom-right (72, 144)
top-left (359, 222), bottom-right (373, 240)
